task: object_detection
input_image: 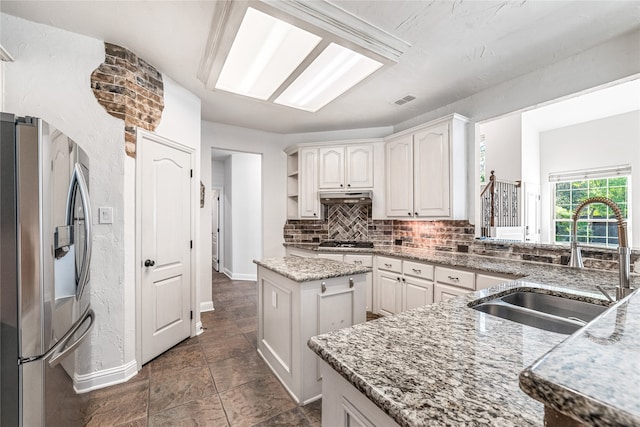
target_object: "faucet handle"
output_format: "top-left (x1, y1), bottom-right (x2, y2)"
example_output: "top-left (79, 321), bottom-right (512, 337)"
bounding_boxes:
top-left (596, 285), bottom-right (615, 303)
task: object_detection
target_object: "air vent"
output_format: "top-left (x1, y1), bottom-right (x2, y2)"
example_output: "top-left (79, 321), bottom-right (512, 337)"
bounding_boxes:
top-left (394, 95), bottom-right (416, 106)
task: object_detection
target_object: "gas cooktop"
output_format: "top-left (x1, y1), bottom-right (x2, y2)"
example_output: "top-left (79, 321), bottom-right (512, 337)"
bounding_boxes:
top-left (318, 241), bottom-right (374, 249)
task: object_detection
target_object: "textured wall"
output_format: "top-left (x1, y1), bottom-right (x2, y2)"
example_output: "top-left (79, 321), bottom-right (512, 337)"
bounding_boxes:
top-left (91, 42), bottom-right (164, 157)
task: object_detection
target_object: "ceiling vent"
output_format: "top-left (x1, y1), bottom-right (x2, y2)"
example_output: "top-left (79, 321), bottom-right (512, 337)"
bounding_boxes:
top-left (394, 95), bottom-right (416, 106)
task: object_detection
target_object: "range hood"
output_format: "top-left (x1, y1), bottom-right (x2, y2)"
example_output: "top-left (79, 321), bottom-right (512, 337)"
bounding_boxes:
top-left (319, 191), bottom-right (372, 205)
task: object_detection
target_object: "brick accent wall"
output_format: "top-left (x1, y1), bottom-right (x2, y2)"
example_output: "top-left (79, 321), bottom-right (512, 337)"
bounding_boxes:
top-left (283, 215), bottom-right (639, 272)
top-left (90, 42), bottom-right (164, 157)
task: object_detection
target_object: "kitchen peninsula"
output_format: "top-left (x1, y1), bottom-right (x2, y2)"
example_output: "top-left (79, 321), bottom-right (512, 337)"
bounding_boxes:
top-left (254, 257), bottom-right (370, 404)
top-left (302, 248), bottom-right (639, 427)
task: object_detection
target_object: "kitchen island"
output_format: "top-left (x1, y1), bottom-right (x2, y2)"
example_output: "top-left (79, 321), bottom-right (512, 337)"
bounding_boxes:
top-left (306, 250), bottom-right (639, 427)
top-left (254, 257), bottom-right (370, 404)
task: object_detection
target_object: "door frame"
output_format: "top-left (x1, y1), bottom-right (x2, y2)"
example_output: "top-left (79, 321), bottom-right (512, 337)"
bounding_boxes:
top-left (135, 129), bottom-right (197, 369)
top-left (212, 186), bottom-right (223, 272)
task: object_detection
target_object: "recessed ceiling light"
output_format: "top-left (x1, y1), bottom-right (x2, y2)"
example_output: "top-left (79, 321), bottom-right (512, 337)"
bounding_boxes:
top-left (274, 43), bottom-right (383, 112)
top-left (215, 7), bottom-right (322, 100)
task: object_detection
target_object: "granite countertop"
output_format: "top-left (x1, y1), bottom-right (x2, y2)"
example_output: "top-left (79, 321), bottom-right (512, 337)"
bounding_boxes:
top-left (254, 257), bottom-right (370, 282)
top-left (304, 245), bottom-right (639, 427)
top-left (520, 289), bottom-right (640, 426)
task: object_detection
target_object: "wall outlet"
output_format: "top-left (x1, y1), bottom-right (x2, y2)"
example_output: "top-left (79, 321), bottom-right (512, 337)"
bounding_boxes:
top-left (98, 207), bottom-right (113, 224)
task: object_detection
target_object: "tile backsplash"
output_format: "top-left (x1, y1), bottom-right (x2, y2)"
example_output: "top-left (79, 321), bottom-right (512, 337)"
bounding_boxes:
top-left (283, 206), bottom-right (639, 272)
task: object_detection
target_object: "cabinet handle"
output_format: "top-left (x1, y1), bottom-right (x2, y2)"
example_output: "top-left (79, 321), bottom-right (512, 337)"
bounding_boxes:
top-left (347, 184), bottom-right (351, 187)
top-left (402, 278), bottom-right (406, 282)
top-left (385, 263), bottom-right (392, 268)
top-left (408, 212), bottom-right (412, 216)
top-left (396, 277), bottom-right (401, 281)
top-left (349, 278), bottom-right (354, 288)
top-left (340, 184), bottom-right (344, 187)
top-left (321, 282), bottom-right (326, 293)
top-left (354, 260), bottom-right (362, 265)
top-left (412, 268), bottom-right (421, 274)
top-left (448, 275), bottom-right (459, 281)
top-left (414, 212), bottom-right (419, 216)
top-left (313, 213), bottom-right (317, 217)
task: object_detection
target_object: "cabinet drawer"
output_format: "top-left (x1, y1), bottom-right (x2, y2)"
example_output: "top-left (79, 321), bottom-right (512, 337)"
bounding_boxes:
top-left (344, 254), bottom-right (373, 267)
top-left (377, 256), bottom-right (402, 273)
top-left (402, 260), bottom-right (434, 281)
top-left (435, 267), bottom-right (475, 290)
top-left (318, 253), bottom-right (345, 262)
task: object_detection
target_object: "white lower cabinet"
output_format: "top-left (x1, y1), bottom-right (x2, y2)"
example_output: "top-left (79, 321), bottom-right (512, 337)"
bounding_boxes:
top-left (375, 256), bottom-right (434, 315)
top-left (320, 359), bottom-right (400, 427)
top-left (257, 266), bottom-right (366, 404)
top-left (318, 252), bottom-right (374, 312)
top-left (433, 283), bottom-right (470, 302)
top-left (476, 273), bottom-right (514, 290)
top-left (377, 271), bottom-right (401, 316)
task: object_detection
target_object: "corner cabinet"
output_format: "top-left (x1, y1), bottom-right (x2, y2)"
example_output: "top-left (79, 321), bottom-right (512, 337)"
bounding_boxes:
top-left (285, 147), bottom-right (321, 219)
top-left (385, 114), bottom-right (468, 219)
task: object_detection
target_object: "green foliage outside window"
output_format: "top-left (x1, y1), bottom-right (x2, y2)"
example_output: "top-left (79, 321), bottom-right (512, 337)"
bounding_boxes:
top-left (554, 176), bottom-right (628, 247)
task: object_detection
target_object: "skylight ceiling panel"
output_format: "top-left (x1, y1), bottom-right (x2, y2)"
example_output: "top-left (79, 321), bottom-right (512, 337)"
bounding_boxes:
top-left (274, 42), bottom-right (383, 112)
top-left (215, 7), bottom-right (322, 100)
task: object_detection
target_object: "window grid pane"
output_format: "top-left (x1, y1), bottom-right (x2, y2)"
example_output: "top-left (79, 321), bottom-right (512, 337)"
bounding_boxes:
top-left (553, 176), bottom-right (628, 247)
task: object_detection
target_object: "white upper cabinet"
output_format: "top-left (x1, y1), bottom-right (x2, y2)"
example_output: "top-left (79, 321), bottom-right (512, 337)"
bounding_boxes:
top-left (385, 135), bottom-right (413, 217)
top-left (385, 114), bottom-right (468, 219)
top-left (319, 145), bottom-right (373, 190)
top-left (299, 147), bottom-right (321, 219)
top-left (414, 123), bottom-right (450, 217)
top-left (346, 145), bottom-right (374, 188)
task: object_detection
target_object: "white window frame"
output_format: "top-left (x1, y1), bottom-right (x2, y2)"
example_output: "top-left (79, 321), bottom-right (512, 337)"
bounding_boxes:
top-left (549, 165), bottom-right (631, 248)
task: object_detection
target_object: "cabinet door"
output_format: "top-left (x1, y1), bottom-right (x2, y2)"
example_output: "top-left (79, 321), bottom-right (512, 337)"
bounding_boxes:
top-left (299, 148), bottom-right (321, 218)
top-left (403, 277), bottom-right (433, 311)
top-left (413, 123), bottom-right (450, 217)
top-left (434, 283), bottom-right (469, 302)
top-left (385, 136), bottom-right (414, 218)
top-left (346, 145), bottom-right (374, 189)
top-left (378, 271), bottom-right (401, 316)
top-left (345, 255), bottom-right (373, 312)
top-left (476, 273), bottom-right (513, 290)
top-left (318, 147), bottom-right (345, 189)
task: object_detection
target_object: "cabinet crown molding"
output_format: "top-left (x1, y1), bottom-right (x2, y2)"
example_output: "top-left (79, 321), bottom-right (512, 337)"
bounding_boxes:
top-left (284, 138), bottom-right (384, 154)
top-left (385, 113), bottom-right (470, 142)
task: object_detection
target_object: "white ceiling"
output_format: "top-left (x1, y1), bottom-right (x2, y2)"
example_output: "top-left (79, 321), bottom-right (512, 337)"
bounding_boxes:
top-left (2, 0), bottom-right (639, 134)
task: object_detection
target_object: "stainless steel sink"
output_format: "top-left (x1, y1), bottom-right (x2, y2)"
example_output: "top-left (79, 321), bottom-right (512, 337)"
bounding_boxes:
top-left (470, 290), bottom-right (609, 334)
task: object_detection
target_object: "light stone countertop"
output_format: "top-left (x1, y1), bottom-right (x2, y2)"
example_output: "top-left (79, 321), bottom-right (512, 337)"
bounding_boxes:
top-left (295, 243), bottom-right (640, 426)
top-left (253, 256), bottom-right (370, 282)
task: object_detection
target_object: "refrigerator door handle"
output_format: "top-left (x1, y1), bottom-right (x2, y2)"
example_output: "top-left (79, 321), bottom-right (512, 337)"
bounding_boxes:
top-left (66, 163), bottom-right (93, 300)
top-left (18, 305), bottom-right (95, 366)
top-left (47, 306), bottom-right (95, 367)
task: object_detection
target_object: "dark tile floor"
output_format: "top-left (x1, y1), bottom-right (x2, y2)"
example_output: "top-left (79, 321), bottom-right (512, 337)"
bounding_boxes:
top-left (80, 272), bottom-right (322, 426)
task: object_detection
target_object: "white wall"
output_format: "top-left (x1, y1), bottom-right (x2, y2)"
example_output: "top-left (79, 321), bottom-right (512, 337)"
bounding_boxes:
top-left (2, 13), bottom-right (201, 390)
top-left (393, 29), bottom-right (640, 227)
top-left (480, 114), bottom-right (522, 183)
top-left (226, 153), bottom-right (262, 279)
top-left (223, 156), bottom-right (233, 276)
top-left (539, 111), bottom-right (640, 247)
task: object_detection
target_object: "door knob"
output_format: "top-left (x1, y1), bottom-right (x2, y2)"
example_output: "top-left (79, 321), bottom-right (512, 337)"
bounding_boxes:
top-left (144, 259), bottom-right (155, 267)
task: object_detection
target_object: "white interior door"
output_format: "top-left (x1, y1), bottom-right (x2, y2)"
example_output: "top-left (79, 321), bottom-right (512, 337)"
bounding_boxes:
top-left (140, 133), bottom-right (193, 364)
top-left (211, 188), bottom-right (220, 272)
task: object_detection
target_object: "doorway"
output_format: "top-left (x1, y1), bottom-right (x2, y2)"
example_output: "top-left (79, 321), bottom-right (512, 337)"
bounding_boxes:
top-left (211, 149), bottom-right (262, 280)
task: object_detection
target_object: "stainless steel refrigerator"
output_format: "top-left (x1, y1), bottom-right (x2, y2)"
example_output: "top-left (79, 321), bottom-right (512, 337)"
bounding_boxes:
top-left (1, 113), bottom-right (96, 426)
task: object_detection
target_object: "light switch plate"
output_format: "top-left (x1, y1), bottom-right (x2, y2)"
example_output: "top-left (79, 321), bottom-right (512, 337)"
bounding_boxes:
top-left (99, 207), bottom-right (113, 224)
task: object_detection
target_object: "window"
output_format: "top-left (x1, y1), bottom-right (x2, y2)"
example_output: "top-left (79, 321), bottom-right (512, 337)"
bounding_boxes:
top-left (553, 176), bottom-right (629, 246)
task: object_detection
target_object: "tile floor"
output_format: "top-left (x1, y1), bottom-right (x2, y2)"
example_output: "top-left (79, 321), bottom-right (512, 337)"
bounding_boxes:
top-left (79, 272), bottom-right (321, 426)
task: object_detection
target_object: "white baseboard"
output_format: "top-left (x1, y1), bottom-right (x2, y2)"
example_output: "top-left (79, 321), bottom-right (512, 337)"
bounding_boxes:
top-left (200, 300), bottom-right (214, 312)
top-left (222, 268), bottom-right (257, 281)
top-left (73, 359), bottom-right (138, 394)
